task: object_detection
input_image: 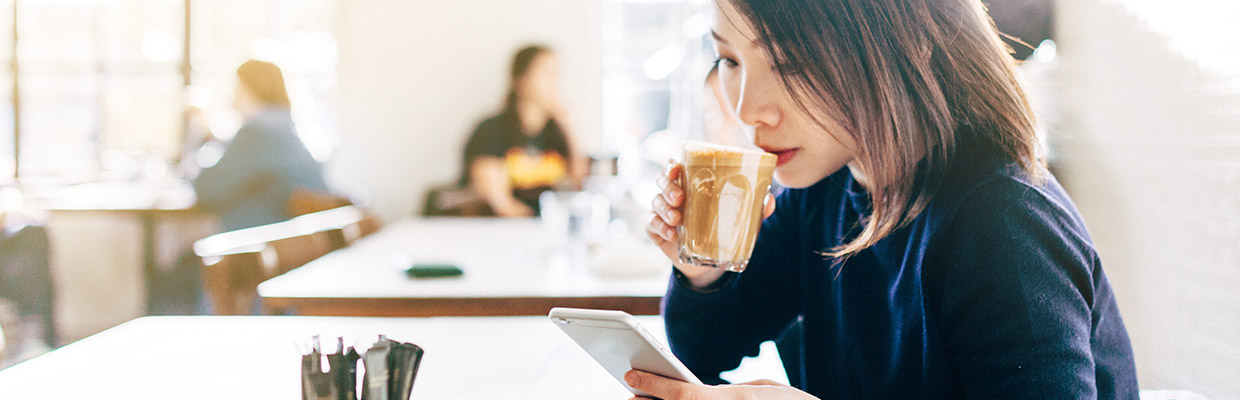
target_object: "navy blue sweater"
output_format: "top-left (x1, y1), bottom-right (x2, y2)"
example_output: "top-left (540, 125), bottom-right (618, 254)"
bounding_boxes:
top-left (662, 160), bottom-right (1139, 399)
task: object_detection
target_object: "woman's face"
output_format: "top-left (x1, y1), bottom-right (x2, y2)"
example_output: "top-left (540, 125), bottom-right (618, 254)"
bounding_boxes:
top-left (712, 0), bottom-right (857, 188)
top-left (517, 52), bottom-right (561, 113)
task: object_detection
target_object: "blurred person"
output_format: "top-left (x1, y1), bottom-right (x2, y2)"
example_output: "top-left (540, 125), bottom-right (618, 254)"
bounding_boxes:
top-left (639, 0), bottom-right (1137, 399)
top-left (459, 45), bottom-right (588, 217)
top-left (0, 188), bottom-right (55, 354)
top-left (192, 60), bottom-right (329, 231)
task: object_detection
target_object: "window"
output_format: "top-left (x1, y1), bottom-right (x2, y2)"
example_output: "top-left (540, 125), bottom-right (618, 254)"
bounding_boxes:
top-left (0, 1), bottom-right (14, 180)
top-left (601, 0), bottom-right (714, 177)
top-left (188, 0), bottom-right (338, 162)
top-left (0, 0), bottom-right (338, 184)
top-left (1113, 0), bottom-right (1240, 74)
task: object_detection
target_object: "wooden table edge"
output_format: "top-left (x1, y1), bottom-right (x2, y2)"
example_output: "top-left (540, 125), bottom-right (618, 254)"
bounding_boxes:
top-left (263, 295), bottom-right (664, 317)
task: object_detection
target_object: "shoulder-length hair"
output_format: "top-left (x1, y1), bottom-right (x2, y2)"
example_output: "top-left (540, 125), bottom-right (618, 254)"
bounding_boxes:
top-left (503, 45), bottom-right (553, 117)
top-left (726, 0), bottom-right (1041, 258)
top-left (237, 59), bottom-right (291, 109)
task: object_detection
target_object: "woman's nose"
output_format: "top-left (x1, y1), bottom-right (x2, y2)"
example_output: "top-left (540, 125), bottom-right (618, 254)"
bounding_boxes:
top-left (734, 73), bottom-right (781, 130)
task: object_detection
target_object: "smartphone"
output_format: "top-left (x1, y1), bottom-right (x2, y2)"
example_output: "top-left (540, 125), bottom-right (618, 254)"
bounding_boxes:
top-left (404, 263), bottom-right (463, 279)
top-left (549, 307), bottom-right (702, 397)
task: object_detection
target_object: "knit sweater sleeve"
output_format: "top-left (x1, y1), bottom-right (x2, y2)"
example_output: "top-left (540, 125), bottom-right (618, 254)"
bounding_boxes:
top-left (662, 188), bottom-right (802, 385)
top-left (933, 177), bottom-right (1105, 399)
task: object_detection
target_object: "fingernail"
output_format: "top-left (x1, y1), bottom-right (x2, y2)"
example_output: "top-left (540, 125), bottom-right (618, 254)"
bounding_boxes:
top-left (624, 371), bottom-right (637, 386)
top-left (668, 210), bottom-right (680, 223)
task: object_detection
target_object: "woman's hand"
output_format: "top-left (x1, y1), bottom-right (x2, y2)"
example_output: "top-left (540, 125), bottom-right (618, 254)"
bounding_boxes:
top-left (645, 160), bottom-right (776, 289)
top-left (624, 370), bottom-right (819, 400)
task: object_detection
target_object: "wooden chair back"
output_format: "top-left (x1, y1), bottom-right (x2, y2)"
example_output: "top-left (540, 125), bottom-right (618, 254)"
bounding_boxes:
top-left (266, 231), bottom-right (334, 275)
top-left (325, 213), bottom-right (383, 251)
top-left (286, 188), bottom-right (353, 218)
top-left (199, 246), bottom-right (271, 315)
top-left (194, 205), bottom-right (379, 315)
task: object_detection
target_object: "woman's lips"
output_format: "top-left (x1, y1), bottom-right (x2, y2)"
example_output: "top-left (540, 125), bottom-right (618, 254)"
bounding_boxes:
top-left (762, 147), bottom-right (799, 167)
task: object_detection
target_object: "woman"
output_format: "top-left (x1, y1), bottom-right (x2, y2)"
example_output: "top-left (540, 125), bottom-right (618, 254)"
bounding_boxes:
top-left (192, 60), bottom-right (328, 231)
top-left (460, 45), bottom-right (588, 217)
top-left (638, 0), bottom-right (1138, 399)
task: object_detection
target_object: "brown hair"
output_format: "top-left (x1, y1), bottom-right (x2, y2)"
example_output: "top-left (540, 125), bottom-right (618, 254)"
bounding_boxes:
top-left (725, 0), bottom-right (1040, 258)
top-left (237, 59), bottom-right (291, 108)
top-left (503, 45), bottom-right (553, 116)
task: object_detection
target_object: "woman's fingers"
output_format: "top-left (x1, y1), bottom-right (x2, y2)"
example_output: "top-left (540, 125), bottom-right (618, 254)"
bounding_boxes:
top-left (651, 194), bottom-right (681, 226)
top-left (625, 370), bottom-right (713, 400)
top-left (648, 159), bottom-right (686, 262)
top-left (660, 161), bottom-right (685, 208)
top-left (762, 192), bottom-right (777, 219)
top-left (646, 213), bottom-right (676, 243)
top-left (625, 370), bottom-right (820, 400)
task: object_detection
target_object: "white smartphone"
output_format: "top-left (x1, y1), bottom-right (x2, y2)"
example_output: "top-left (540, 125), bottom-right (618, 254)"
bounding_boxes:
top-left (549, 307), bottom-right (702, 397)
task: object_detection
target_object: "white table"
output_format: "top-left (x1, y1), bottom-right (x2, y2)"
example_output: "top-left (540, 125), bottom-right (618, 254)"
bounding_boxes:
top-left (259, 218), bottom-right (673, 316)
top-left (0, 315), bottom-right (785, 399)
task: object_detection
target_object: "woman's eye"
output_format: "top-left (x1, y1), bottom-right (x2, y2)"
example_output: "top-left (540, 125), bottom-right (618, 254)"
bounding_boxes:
top-left (714, 57), bottom-right (739, 69)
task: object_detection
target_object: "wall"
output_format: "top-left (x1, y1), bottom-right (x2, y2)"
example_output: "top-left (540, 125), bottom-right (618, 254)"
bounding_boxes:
top-left (1054, 1), bottom-right (1240, 397)
top-left (329, 0), bottom-right (603, 221)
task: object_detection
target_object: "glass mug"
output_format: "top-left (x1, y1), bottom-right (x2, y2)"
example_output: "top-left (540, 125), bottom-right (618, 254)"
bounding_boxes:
top-left (676, 141), bottom-right (776, 272)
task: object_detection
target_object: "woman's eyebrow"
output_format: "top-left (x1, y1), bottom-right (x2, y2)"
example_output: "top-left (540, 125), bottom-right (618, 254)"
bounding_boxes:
top-left (711, 30), bottom-right (760, 49)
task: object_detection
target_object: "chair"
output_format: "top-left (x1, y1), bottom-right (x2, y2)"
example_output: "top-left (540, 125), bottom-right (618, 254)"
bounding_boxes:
top-left (295, 206), bottom-right (382, 250)
top-left (267, 231), bottom-right (334, 275)
top-left (194, 205), bottom-right (377, 315)
top-left (356, 214), bottom-right (382, 238)
top-left (286, 188), bottom-right (353, 218)
top-left (198, 245), bottom-right (271, 315)
top-left (421, 183), bottom-right (491, 217)
top-left (290, 205), bottom-right (382, 250)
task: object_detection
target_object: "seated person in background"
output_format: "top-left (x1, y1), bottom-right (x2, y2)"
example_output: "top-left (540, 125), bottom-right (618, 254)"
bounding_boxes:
top-left (0, 191), bottom-right (55, 352)
top-left (460, 45), bottom-right (588, 217)
top-left (192, 60), bottom-right (329, 231)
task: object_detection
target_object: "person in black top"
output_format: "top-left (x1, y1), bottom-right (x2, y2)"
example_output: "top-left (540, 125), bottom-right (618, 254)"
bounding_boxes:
top-left (635, 0), bottom-right (1138, 399)
top-left (460, 45), bottom-right (587, 217)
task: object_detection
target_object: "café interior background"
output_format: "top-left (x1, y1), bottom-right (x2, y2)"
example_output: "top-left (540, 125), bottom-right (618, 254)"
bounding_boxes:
top-left (0, 0), bottom-right (1235, 397)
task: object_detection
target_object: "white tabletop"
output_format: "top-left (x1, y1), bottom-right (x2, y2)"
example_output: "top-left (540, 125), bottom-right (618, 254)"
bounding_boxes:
top-left (258, 218), bottom-right (673, 316)
top-left (0, 315), bottom-right (783, 399)
top-left (26, 179), bottom-right (199, 212)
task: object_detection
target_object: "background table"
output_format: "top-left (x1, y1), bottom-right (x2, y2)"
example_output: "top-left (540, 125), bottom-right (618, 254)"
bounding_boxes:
top-left (259, 218), bottom-right (673, 317)
top-left (0, 315), bottom-right (785, 399)
top-left (31, 180), bottom-right (204, 308)
top-left (24, 179), bottom-right (216, 341)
